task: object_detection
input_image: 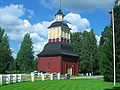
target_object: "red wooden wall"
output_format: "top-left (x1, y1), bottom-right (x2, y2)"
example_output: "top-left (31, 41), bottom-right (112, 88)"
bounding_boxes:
top-left (38, 56), bottom-right (62, 73)
top-left (38, 55), bottom-right (78, 75)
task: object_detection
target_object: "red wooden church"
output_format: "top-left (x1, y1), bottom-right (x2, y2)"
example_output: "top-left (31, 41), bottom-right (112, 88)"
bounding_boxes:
top-left (37, 9), bottom-right (79, 75)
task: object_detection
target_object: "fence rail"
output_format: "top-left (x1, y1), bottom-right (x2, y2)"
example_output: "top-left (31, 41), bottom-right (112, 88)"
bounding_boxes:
top-left (0, 73), bottom-right (61, 86)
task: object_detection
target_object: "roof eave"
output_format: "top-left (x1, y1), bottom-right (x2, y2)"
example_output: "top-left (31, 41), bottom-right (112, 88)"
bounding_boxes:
top-left (37, 53), bottom-right (79, 57)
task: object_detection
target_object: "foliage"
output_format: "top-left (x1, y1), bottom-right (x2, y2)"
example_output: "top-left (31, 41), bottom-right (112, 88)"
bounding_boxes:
top-left (115, 0), bottom-right (119, 6)
top-left (70, 32), bottom-right (82, 72)
top-left (16, 33), bottom-right (34, 72)
top-left (33, 58), bottom-right (38, 70)
top-left (70, 32), bottom-right (82, 54)
top-left (0, 27), bottom-right (4, 42)
top-left (99, 26), bottom-right (113, 81)
top-left (114, 5), bottom-right (120, 82)
top-left (0, 27), bottom-right (13, 73)
top-left (80, 30), bottom-right (98, 74)
top-left (71, 30), bottom-right (98, 74)
top-left (99, 5), bottom-right (120, 82)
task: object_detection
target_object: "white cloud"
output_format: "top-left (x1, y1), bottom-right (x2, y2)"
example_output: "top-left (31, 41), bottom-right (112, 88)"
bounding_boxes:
top-left (32, 21), bottom-right (52, 38)
top-left (30, 33), bottom-right (44, 42)
top-left (10, 48), bottom-right (14, 52)
top-left (12, 53), bottom-right (17, 59)
top-left (0, 4), bottom-right (52, 55)
top-left (67, 23), bottom-right (78, 33)
top-left (64, 13), bottom-right (91, 32)
top-left (27, 9), bottom-right (34, 18)
top-left (0, 4), bottom-right (99, 57)
top-left (41, 0), bottom-right (114, 12)
top-left (0, 4), bottom-right (24, 17)
top-left (23, 20), bottom-right (31, 27)
top-left (95, 35), bottom-right (101, 44)
top-left (33, 41), bottom-right (48, 53)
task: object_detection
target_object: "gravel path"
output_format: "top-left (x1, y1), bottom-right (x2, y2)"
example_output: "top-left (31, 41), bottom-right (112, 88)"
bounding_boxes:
top-left (60, 75), bottom-right (104, 79)
top-left (70, 75), bottom-right (104, 79)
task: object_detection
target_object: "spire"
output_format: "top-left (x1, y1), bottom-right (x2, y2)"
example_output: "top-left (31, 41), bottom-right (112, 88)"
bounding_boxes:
top-left (60, 0), bottom-right (61, 10)
top-left (55, 0), bottom-right (64, 17)
top-left (55, 0), bottom-right (64, 21)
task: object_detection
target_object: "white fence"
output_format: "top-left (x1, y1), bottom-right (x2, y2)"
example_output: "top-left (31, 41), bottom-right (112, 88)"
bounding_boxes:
top-left (31, 72), bottom-right (60, 82)
top-left (0, 73), bottom-right (61, 86)
top-left (0, 74), bottom-right (23, 86)
top-left (86, 73), bottom-right (92, 76)
top-left (0, 72), bottom-right (94, 86)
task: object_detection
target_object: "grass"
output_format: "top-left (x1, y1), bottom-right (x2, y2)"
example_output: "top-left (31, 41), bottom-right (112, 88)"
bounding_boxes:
top-left (0, 79), bottom-right (120, 90)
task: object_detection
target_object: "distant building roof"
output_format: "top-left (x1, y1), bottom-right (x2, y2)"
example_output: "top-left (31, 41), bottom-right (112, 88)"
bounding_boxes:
top-left (48, 21), bottom-right (70, 29)
top-left (37, 42), bottom-right (79, 57)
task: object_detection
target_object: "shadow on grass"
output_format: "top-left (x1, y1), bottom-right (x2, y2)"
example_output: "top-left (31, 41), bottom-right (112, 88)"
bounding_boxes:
top-left (105, 87), bottom-right (120, 90)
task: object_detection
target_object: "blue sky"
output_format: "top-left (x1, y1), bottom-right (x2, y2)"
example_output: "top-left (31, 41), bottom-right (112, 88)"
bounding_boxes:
top-left (0, 0), bottom-right (115, 58)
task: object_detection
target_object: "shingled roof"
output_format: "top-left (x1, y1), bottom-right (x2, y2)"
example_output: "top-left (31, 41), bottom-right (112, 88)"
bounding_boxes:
top-left (37, 42), bottom-right (79, 57)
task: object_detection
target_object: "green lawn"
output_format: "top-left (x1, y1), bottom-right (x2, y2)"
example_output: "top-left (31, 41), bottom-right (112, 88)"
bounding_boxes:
top-left (0, 79), bottom-right (120, 90)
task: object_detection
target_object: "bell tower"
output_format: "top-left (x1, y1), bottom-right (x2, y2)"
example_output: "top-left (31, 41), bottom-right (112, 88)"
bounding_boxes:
top-left (48, 9), bottom-right (71, 44)
top-left (37, 0), bottom-right (79, 75)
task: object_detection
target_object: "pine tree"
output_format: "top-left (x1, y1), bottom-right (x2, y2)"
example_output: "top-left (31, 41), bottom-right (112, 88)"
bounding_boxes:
top-left (0, 27), bottom-right (4, 42)
top-left (99, 4), bottom-right (120, 82)
top-left (71, 32), bottom-right (82, 54)
top-left (114, 5), bottom-right (120, 82)
top-left (89, 30), bottom-right (98, 74)
top-left (80, 30), bottom-right (98, 74)
top-left (80, 31), bottom-right (90, 73)
top-left (0, 27), bottom-right (13, 73)
top-left (70, 32), bottom-right (82, 72)
top-left (71, 30), bottom-right (98, 74)
top-left (99, 26), bottom-right (113, 81)
top-left (33, 58), bottom-right (38, 70)
top-left (16, 33), bottom-right (34, 72)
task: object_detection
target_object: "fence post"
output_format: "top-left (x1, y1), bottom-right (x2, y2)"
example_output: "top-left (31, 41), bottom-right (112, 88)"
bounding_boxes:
top-left (13, 74), bottom-right (17, 83)
top-left (41, 74), bottom-right (45, 81)
top-left (89, 73), bottom-right (92, 76)
top-left (57, 73), bottom-right (60, 80)
top-left (50, 73), bottom-right (53, 80)
top-left (86, 73), bottom-right (88, 76)
top-left (31, 73), bottom-right (35, 82)
top-left (0, 75), bottom-right (2, 86)
top-left (38, 72), bottom-right (40, 78)
top-left (18, 74), bottom-right (22, 82)
top-left (6, 75), bottom-right (10, 84)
